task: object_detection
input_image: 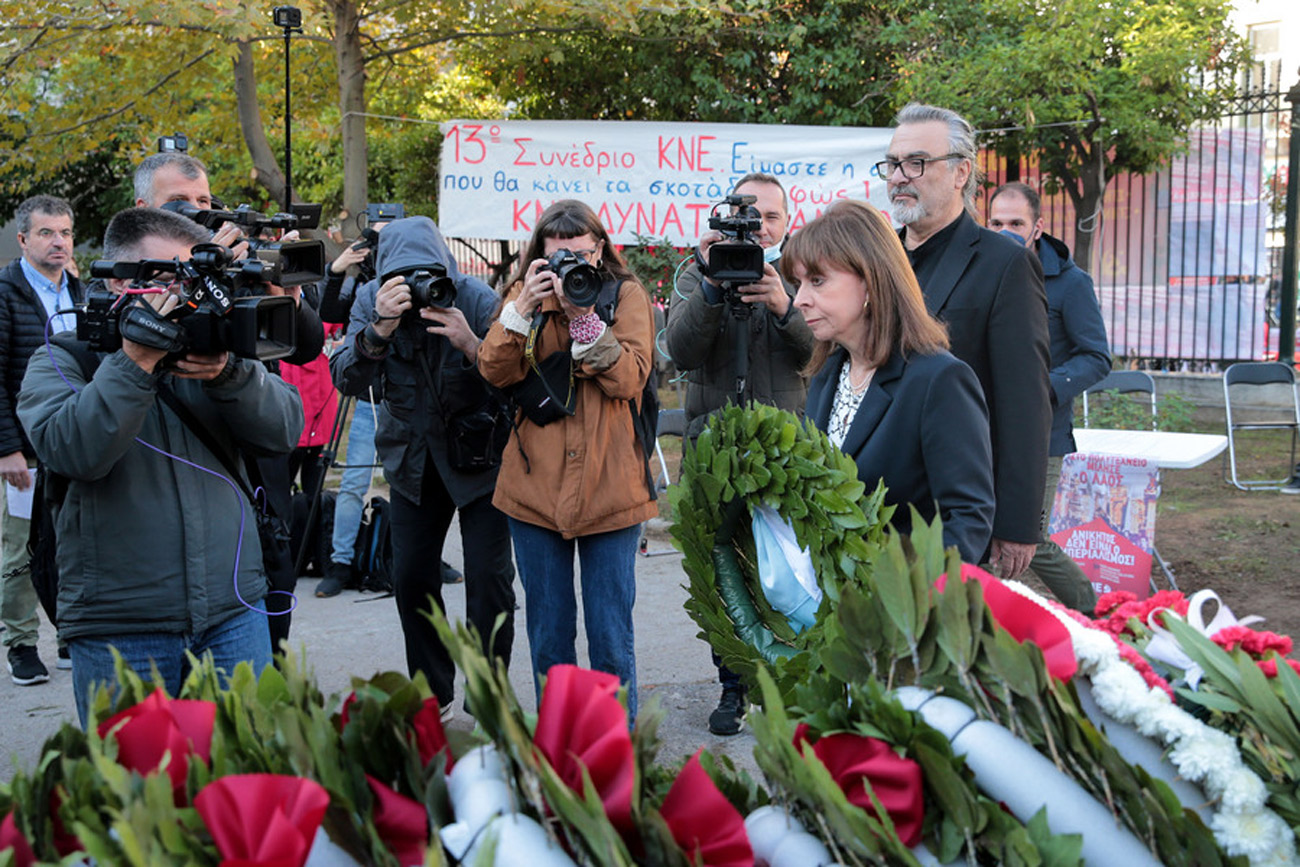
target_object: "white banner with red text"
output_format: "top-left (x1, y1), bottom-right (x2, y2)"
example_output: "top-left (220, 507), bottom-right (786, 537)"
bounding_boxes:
top-left (437, 120), bottom-right (894, 245)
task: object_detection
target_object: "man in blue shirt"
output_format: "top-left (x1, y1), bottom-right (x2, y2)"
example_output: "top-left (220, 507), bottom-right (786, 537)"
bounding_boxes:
top-left (0, 195), bottom-right (84, 684)
top-left (988, 182), bottom-right (1111, 611)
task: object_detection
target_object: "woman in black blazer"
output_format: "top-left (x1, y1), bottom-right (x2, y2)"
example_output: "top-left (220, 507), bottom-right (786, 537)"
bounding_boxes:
top-left (784, 200), bottom-right (995, 563)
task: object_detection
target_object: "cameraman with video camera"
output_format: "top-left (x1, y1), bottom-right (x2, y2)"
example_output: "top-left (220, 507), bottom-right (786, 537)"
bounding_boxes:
top-left (17, 208), bottom-right (304, 727)
top-left (331, 216), bottom-right (514, 717)
top-left (664, 173), bottom-right (813, 735)
top-left (134, 151), bottom-right (325, 651)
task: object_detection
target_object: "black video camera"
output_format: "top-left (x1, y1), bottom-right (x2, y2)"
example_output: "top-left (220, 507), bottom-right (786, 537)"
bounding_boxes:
top-left (364, 203), bottom-right (405, 225)
top-left (706, 194), bottom-right (765, 287)
top-left (85, 243), bottom-right (297, 361)
top-left (402, 265), bottom-right (457, 317)
top-left (161, 201), bottom-right (326, 287)
top-left (157, 133), bottom-right (188, 154)
top-left (541, 249), bottom-right (601, 308)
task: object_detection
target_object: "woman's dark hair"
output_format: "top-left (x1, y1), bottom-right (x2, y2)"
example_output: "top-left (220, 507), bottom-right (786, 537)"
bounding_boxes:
top-left (508, 199), bottom-right (636, 288)
top-left (781, 199), bottom-right (948, 373)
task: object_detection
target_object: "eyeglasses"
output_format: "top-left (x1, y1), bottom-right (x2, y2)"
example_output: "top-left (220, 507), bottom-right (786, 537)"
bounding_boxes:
top-left (569, 247), bottom-right (600, 262)
top-left (872, 154), bottom-right (964, 180)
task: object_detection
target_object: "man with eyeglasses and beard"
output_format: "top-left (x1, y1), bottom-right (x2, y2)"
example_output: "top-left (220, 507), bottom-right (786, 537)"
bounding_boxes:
top-left (881, 104), bottom-right (1051, 583)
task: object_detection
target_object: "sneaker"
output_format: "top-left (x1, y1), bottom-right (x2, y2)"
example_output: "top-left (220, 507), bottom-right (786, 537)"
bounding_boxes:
top-left (7, 645), bottom-right (50, 686)
top-left (441, 560), bottom-right (464, 585)
top-left (56, 646), bottom-right (72, 670)
top-left (316, 560), bottom-right (351, 598)
top-left (708, 685), bottom-right (747, 736)
top-left (1281, 477), bottom-right (1300, 495)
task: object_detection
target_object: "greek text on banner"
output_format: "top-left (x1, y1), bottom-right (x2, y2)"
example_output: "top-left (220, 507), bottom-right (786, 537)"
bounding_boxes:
top-left (438, 120), bottom-right (894, 245)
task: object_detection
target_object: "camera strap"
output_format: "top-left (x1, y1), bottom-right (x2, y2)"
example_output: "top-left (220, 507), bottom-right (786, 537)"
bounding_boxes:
top-left (524, 311), bottom-right (575, 412)
top-left (156, 382), bottom-right (263, 509)
top-left (119, 303), bottom-right (188, 355)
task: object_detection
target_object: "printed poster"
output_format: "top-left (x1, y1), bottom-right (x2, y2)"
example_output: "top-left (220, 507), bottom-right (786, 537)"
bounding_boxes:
top-left (1049, 453), bottom-right (1161, 599)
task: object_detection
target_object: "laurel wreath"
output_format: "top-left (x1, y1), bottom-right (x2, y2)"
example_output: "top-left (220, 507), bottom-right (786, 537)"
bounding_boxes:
top-left (669, 403), bottom-right (891, 698)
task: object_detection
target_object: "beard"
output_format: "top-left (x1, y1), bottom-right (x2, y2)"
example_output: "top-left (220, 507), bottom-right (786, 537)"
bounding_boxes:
top-left (888, 184), bottom-right (928, 226)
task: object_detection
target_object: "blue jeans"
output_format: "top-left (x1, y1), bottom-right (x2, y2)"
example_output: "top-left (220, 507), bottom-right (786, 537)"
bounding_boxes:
top-left (67, 605), bottom-right (272, 728)
top-left (509, 519), bottom-right (639, 719)
top-left (331, 398), bottom-right (378, 565)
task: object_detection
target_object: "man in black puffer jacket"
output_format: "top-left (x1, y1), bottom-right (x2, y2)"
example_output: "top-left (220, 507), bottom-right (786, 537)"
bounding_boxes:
top-left (0, 195), bottom-right (83, 686)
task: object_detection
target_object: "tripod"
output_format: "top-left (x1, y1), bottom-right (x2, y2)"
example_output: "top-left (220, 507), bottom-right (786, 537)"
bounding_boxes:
top-left (291, 391), bottom-right (380, 577)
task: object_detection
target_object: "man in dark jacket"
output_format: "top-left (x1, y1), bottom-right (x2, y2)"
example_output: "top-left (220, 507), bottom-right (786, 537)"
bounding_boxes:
top-left (885, 103), bottom-right (1052, 581)
top-left (0, 195), bottom-right (83, 685)
top-left (664, 173), bottom-right (814, 736)
top-left (331, 217), bottom-right (514, 716)
top-left (134, 153), bottom-right (325, 650)
top-left (17, 207), bottom-right (303, 726)
top-left (989, 182), bottom-right (1110, 611)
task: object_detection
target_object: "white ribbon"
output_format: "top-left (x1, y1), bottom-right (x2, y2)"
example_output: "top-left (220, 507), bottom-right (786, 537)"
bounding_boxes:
top-left (1146, 589), bottom-right (1264, 690)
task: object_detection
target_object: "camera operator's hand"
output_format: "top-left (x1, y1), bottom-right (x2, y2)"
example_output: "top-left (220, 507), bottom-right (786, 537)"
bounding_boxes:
top-left (421, 305), bottom-right (480, 362)
top-left (554, 279), bottom-right (595, 321)
top-left (265, 282), bottom-right (302, 307)
top-left (331, 242), bottom-right (370, 275)
top-left (173, 352), bottom-right (231, 382)
top-left (0, 452), bottom-right (32, 491)
top-left (694, 230), bottom-right (725, 283)
top-left (737, 263), bottom-right (793, 317)
top-left (371, 274), bottom-right (412, 339)
top-left (515, 259), bottom-right (559, 318)
top-left (211, 222), bottom-right (250, 261)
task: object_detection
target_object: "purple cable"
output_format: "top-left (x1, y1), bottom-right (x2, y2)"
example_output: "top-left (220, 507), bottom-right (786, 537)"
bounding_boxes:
top-left (40, 317), bottom-right (296, 617)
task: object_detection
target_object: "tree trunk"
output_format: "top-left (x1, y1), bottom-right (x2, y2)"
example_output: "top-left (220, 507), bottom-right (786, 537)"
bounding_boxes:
top-left (333, 0), bottom-right (368, 223)
top-left (232, 40), bottom-right (288, 207)
top-left (1051, 132), bottom-right (1108, 276)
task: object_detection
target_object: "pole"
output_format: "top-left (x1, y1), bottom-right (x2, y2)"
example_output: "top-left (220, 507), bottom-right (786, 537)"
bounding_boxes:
top-left (283, 23), bottom-right (293, 213)
top-left (1280, 67), bottom-right (1300, 364)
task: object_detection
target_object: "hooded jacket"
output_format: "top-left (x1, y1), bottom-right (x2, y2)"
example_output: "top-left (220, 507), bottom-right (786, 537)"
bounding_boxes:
top-left (330, 217), bottom-right (504, 507)
top-left (1036, 234), bottom-right (1111, 455)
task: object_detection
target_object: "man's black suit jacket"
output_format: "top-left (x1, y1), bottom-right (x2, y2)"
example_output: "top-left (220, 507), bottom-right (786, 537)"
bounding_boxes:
top-left (904, 212), bottom-right (1051, 547)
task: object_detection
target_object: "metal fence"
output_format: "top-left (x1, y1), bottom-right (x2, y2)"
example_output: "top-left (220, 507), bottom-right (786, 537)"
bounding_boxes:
top-left (975, 80), bottom-right (1293, 369)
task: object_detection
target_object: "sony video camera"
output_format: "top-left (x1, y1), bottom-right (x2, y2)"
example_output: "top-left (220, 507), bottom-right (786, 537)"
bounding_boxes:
top-left (162, 202), bottom-right (326, 288)
top-left (706, 194), bottom-right (765, 287)
top-left (541, 249), bottom-right (601, 308)
top-left (84, 243), bottom-right (297, 361)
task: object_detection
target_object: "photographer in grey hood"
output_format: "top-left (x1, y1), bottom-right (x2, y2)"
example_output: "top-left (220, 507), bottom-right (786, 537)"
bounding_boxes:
top-left (330, 217), bottom-right (514, 716)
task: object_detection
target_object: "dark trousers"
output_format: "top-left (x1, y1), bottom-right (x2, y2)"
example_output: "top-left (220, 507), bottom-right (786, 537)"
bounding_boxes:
top-left (390, 467), bottom-right (515, 705)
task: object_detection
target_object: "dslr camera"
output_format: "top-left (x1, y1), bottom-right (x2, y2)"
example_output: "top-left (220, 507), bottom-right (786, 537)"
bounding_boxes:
top-left (540, 249), bottom-right (601, 308)
top-left (400, 264), bottom-right (457, 318)
top-left (162, 202), bottom-right (326, 288)
top-left (84, 243), bottom-right (297, 361)
top-left (706, 194), bottom-right (765, 287)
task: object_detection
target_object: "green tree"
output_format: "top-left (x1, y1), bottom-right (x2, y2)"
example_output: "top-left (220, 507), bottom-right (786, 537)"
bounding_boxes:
top-left (0, 0), bottom-right (660, 230)
top-left (882, 0), bottom-right (1247, 270)
top-left (459, 0), bottom-right (904, 126)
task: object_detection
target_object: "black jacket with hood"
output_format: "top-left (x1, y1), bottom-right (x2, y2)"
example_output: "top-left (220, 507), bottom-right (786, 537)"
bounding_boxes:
top-left (329, 217), bottom-right (504, 507)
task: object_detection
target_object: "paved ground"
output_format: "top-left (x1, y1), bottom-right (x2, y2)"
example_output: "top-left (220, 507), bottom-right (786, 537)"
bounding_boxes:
top-left (1, 517), bottom-right (760, 782)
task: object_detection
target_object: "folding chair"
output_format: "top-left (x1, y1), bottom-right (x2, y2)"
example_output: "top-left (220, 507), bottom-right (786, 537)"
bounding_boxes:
top-left (1081, 370), bottom-right (1157, 430)
top-left (641, 408), bottom-right (688, 557)
top-left (1222, 362), bottom-right (1299, 491)
top-left (652, 408), bottom-right (687, 493)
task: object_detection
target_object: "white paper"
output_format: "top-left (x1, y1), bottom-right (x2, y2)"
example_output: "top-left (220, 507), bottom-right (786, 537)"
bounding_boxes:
top-left (6, 469), bottom-right (34, 520)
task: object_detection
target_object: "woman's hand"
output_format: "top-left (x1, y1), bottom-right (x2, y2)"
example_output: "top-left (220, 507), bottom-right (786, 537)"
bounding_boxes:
top-left (514, 258), bottom-right (558, 319)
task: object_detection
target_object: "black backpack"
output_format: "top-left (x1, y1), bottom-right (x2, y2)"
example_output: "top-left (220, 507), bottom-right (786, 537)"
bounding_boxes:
top-left (351, 496), bottom-right (393, 593)
top-left (594, 279), bottom-right (660, 498)
top-left (289, 488), bottom-right (337, 577)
